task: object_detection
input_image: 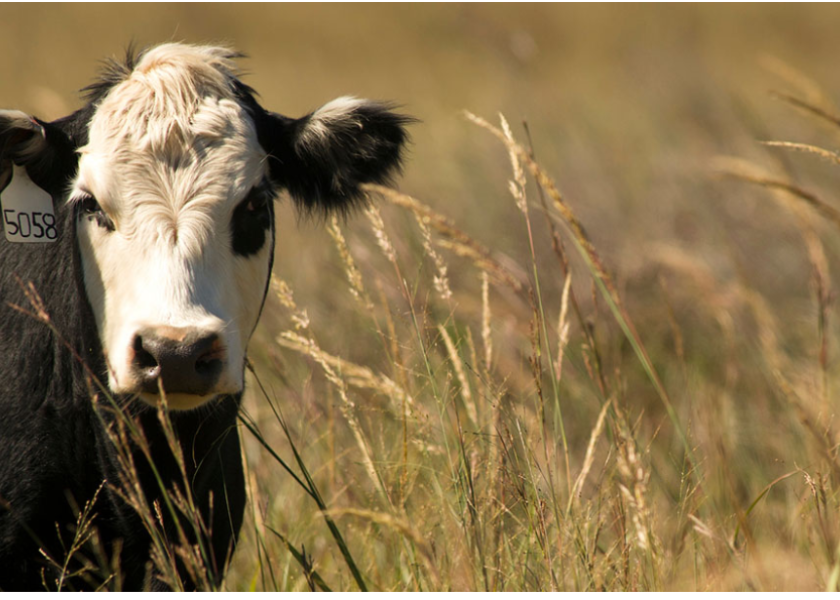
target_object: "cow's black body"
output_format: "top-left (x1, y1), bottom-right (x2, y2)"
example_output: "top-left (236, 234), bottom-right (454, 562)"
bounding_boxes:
top-left (0, 110), bottom-right (247, 590)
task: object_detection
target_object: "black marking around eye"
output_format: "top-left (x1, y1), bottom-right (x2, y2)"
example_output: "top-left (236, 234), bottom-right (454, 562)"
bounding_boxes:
top-left (230, 185), bottom-right (272, 256)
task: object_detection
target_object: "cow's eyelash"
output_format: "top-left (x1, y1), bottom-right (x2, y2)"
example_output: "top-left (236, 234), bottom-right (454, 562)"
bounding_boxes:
top-left (69, 191), bottom-right (96, 208)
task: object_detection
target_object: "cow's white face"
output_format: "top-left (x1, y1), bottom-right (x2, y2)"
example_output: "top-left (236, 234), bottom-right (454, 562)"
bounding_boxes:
top-left (71, 48), bottom-right (274, 410)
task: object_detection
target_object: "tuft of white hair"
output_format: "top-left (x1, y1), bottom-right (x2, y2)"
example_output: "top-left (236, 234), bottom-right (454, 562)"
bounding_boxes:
top-left (84, 44), bottom-right (243, 156)
top-left (297, 96), bottom-right (369, 150)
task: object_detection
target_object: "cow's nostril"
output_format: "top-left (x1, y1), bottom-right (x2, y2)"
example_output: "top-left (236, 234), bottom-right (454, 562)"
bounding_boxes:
top-left (195, 340), bottom-right (224, 371)
top-left (133, 334), bottom-right (160, 373)
top-left (195, 355), bottom-right (222, 376)
top-left (194, 344), bottom-right (224, 382)
top-left (131, 329), bottom-right (224, 396)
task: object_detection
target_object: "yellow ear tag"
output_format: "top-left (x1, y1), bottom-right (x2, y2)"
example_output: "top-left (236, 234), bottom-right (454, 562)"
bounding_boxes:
top-left (1, 165), bottom-right (58, 243)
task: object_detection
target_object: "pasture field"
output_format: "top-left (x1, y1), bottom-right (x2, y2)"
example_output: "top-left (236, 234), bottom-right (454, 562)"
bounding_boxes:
top-left (4, 4), bottom-right (840, 591)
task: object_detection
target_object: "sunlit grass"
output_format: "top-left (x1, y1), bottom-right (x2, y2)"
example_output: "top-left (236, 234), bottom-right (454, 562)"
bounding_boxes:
top-left (224, 95), bottom-right (840, 590)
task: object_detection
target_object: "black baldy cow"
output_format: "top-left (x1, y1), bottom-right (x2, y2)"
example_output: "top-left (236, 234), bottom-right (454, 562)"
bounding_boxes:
top-left (0, 43), bottom-right (410, 590)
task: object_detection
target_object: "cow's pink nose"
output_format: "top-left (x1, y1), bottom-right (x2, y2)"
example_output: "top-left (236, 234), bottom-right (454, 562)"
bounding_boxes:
top-left (131, 327), bottom-right (224, 396)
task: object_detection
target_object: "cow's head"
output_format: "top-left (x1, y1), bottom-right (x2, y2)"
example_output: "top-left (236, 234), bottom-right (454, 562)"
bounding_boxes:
top-left (0, 44), bottom-right (410, 410)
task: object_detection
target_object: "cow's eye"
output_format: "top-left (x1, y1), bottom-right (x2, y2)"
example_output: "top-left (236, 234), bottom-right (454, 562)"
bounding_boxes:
top-left (78, 195), bottom-right (114, 232)
top-left (79, 195), bottom-right (100, 215)
top-left (231, 186), bottom-right (272, 257)
top-left (245, 193), bottom-right (268, 213)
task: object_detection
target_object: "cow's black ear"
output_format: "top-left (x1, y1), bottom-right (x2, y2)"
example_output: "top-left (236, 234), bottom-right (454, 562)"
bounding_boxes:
top-left (0, 110), bottom-right (77, 195)
top-left (0, 110), bottom-right (48, 165)
top-left (256, 97), bottom-right (413, 215)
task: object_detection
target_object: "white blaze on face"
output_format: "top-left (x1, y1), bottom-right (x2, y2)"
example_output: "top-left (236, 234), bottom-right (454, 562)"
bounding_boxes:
top-left (71, 45), bottom-right (273, 409)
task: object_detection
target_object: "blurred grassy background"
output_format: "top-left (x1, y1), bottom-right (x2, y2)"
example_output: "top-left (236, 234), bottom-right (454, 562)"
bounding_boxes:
top-left (5, 4), bottom-right (840, 591)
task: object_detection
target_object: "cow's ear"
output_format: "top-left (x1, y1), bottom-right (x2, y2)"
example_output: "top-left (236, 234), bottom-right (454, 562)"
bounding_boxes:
top-left (257, 97), bottom-right (413, 215)
top-left (0, 110), bottom-right (48, 165)
top-left (0, 110), bottom-right (77, 195)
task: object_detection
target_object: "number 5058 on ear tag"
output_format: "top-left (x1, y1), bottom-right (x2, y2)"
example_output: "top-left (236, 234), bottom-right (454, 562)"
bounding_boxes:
top-left (1, 165), bottom-right (58, 243)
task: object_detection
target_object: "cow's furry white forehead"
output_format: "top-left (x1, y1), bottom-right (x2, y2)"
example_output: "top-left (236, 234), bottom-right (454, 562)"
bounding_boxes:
top-left (87, 44), bottom-right (242, 149)
top-left (76, 44), bottom-right (265, 255)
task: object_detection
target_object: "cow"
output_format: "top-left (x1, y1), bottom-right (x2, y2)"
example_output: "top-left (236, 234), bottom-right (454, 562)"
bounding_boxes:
top-left (0, 43), bottom-right (410, 590)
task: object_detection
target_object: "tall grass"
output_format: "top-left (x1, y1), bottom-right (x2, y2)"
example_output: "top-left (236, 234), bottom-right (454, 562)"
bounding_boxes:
top-left (222, 84), bottom-right (840, 590)
top-left (17, 62), bottom-right (840, 591)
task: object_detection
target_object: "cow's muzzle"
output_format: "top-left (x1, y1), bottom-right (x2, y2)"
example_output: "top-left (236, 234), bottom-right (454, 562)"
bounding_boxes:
top-left (131, 326), bottom-right (225, 398)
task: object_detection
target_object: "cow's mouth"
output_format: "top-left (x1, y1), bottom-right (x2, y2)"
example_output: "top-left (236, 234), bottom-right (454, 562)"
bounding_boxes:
top-left (136, 390), bottom-right (225, 411)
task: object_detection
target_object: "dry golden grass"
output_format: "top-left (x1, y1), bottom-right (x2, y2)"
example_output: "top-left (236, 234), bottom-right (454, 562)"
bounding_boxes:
top-left (226, 101), bottom-right (840, 590)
